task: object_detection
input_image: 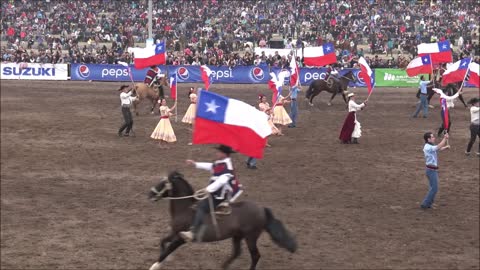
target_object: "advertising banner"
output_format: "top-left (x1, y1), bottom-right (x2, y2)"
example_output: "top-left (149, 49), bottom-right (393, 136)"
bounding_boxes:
top-left (70, 64), bottom-right (371, 87)
top-left (70, 64), bottom-right (271, 84)
top-left (375, 68), bottom-right (426, 87)
top-left (0, 63), bottom-right (68, 80)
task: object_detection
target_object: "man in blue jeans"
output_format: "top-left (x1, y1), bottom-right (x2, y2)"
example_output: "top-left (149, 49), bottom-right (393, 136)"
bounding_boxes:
top-left (421, 132), bottom-right (450, 209)
top-left (412, 76), bottom-right (433, 118)
top-left (246, 157), bottom-right (257, 169)
top-left (288, 85), bottom-right (301, 128)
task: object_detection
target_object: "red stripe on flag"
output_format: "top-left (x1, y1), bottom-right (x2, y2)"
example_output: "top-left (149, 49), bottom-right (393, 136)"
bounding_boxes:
top-left (193, 118), bottom-right (268, 158)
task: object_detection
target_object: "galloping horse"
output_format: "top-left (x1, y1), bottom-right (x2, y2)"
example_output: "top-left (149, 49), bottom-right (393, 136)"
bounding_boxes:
top-left (147, 171), bottom-right (297, 270)
top-left (132, 77), bottom-right (170, 115)
top-left (305, 70), bottom-right (356, 106)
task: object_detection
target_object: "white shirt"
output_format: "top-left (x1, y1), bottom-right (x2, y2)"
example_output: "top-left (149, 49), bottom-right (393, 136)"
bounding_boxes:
top-left (432, 88), bottom-right (460, 108)
top-left (348, 99), bottom-right (365, 112)
top-left (194, 158), bottom-right (233, 194)
top-left (120, 91), bottom-right (133, 105)
top-left (471, 106), bottom-right (479, 125)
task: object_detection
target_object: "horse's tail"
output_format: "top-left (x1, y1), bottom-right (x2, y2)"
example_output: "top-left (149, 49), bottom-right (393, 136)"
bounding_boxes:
top-left (264, 208), bottom-right (297, 253)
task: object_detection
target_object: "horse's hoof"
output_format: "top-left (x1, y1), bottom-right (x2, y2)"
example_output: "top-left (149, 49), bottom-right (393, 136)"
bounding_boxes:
top-left (309, 103), bottom-right (314, 107)
top-left (149, 262), bottom-right (163, 270)
top-left (327, 103), bottom-right (332, 106)
top-left (151, 111), bottom-right (155, 115)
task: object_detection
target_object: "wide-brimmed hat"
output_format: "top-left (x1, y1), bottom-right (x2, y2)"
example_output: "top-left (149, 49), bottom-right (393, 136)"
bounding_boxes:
top-left (215, 145), bottom-right (236, 154)
top-left (347, 93), bottom-right (355, 98)
top-left (117, 85), bottom-right (130, 91)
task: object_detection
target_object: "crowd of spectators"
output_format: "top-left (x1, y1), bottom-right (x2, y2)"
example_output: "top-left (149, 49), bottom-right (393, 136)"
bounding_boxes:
top-left (1, 0), bottom-right (479, 67)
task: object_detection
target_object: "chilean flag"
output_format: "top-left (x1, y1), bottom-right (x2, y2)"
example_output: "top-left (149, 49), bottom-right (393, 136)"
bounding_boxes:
top-left (289, 56), bottom-right (299, 87)
top-left (417, 40), bottom-right (452, 64)
top-left (133, 42), bottom-right (166, 69)
top-left (440, 98), bottom-right (449, 131)
top-left (358, 56), bottom-right (374, 94)
top-left (268, 71), bottom-right (288, 104)
top-left (406, 55), bottom-right (433, 77)
top-left (467, 62), bottom-right (479, 87)
top-left (169, 74), bottom-right (177, 100)
top-left (200, 65), bottom-right (213, 90)
top-left (193, 90), bottom-right (272, 158)
top-left (442, 58), bottom-right (471, 86)
top-left (302, 43), bottom-right (337, 67)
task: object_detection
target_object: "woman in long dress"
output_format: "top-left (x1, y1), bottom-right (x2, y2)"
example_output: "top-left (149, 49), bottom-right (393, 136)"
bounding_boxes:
top-left (339, 93), bottom-right (367, 144)
top-left (182, 87), bottom-right (197, 145)
top-left (258, 95), bottom-right (279, 137)
top-left (151, 98), bottom-right (177, 148)
top-left (272, 95), bottom-right (292, 135)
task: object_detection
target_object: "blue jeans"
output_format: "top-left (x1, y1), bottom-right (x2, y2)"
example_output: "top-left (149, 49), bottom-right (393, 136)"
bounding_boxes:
top-left (413, 94), bottom-right (428, 118)
top-left (421, 168), bottom-right (438, 207)
top-left (289, 99), bottom-right (298, 126)
top-left (246, 157), bottom-right (257, 167)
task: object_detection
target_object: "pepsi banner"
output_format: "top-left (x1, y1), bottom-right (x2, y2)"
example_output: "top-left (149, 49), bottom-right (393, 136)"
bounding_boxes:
top-left (70, 64), bottom-right (371, 87)
top-left (71, 64), bottom-right (270, 84)
top-left (271, 67), bottom-right (374, 88)
top-left (1, 63), bottom-right (68, 80)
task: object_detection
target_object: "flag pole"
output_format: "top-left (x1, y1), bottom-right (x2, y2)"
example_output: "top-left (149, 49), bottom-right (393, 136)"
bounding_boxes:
top-left (175, 71), bottom-right (178, 122)
top-left (430, 54), bottom-right (435, 88)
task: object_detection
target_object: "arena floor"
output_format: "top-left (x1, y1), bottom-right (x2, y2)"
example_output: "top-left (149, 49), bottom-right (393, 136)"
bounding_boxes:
top-left (1, 80), bottom-right (479, 270)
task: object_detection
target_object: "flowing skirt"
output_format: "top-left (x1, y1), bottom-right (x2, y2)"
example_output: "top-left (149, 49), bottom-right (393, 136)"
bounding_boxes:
top-left (272, 106), bottom-right (292, 125)
top-left (182, 103), bottom-right (196, 124)
top-left (269, 118), bottom-right (280, 135)
top-left (151, 118), bottom-right (177, 142)
top-left (339, 112), bottom-right (355, 143)
top-left (352, 119), bottom-right (362, 138)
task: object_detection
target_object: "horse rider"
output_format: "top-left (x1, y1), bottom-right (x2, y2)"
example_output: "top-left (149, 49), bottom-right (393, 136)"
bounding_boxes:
top-left (180, 145), bottom-right (242, 242)
top-left (326, 64), bottom-right (341, 92)
top-left (144, 65), bottom-right (161, 89)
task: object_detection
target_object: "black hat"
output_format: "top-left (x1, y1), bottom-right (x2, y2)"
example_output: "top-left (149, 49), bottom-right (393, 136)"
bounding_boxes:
top-left (468, 97), bottom-right (480, 104)
top-left (117, 85), bottom-right (129, 91)
top-left (215, 145), bottom-right (236, 154)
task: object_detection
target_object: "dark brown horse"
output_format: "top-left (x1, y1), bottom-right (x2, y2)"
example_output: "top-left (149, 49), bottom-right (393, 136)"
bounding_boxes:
top-left (147, 171), bottom-right (297, 270)
top-left (305, 70), bottom-right (356, 106)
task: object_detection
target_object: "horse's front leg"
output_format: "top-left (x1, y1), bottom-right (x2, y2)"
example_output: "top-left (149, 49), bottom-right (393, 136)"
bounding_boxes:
top-left (160, 233), bottom-right (175, 253)
top-left (149, 236), bottom-right (186, 270)
top-left (328, 91), bottom-right (338, 106)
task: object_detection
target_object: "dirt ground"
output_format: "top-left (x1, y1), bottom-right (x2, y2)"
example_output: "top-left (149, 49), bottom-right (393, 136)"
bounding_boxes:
top-left (1, 80), bottom-right (479, 270)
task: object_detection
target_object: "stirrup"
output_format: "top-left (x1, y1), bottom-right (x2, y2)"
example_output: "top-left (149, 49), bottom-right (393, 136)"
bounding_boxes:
top-left (215, 202), bottom-right (232, 215)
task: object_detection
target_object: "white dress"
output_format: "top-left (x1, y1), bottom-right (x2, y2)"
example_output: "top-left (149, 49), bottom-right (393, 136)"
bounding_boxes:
top-left (349, 100), bottom-right (365, 139)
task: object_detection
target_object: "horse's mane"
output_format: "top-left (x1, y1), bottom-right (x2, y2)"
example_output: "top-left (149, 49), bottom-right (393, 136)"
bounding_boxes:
top-left (168, 171), bottom-right (194, 195)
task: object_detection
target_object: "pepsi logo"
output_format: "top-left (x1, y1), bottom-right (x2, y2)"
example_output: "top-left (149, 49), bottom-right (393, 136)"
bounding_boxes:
top-left (251, 67), bottom-right (264, 81)
top-left (78, 65), bottom-right (90, 78)
top-left (177, 67), bottom-right (189, 80)
top-left (356, 70), bottom-right (365, 84)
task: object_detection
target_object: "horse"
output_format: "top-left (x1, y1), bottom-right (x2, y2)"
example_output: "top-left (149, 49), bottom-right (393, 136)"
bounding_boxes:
top-left (147, 171), bottom-right (297, 270)
top-left (132, 77), bottom-right (170, 115)
top-left (305, 70), bottom-right (356, 106)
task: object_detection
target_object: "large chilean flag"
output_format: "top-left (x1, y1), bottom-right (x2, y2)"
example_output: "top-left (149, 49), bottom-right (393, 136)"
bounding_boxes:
top-left (193, 90), bottom-right (272, 158)
top-left (442, 58), bottom-right (471, 86)
top-left (406, 55), bottom-right (433, 77)
top-left (417, 40), bottom-right (452, 64)
top-left (302, 43), bottom-right (337, 67)
top-left (133, 42), bottom-right (166, 69)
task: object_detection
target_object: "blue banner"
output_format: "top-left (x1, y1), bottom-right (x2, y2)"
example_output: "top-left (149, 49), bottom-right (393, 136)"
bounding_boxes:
top-left (70, 64), bottom-right (373, 87)
top-left (70, 64), bottom-right (271, 84)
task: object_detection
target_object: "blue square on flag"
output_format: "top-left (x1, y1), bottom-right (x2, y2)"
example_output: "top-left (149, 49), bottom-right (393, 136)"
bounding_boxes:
top-left (155, 42), bottom-right (165, 54)
top-left (459, 58), bottom-right (471, 70)
top-left (196, 91), bottom-right (228, 123)
top-left (421, 55), bottom-right (431, 65)
top-left (438, 41), bottom-right (450, 52)
top-left (323, 43), bottom-right (334, 54)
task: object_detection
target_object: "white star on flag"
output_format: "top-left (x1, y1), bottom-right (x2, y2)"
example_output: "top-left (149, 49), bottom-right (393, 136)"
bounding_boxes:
top-left (461, 61), bottom-right (467, 66)
top-left (423, 57), bottom-right (428, 62)
top-left (442, 44), bottom-right (447, 49)
top-left (325, 46), bottom-right (331, 52)
top-left (205, 99), bottom-right (220, 114)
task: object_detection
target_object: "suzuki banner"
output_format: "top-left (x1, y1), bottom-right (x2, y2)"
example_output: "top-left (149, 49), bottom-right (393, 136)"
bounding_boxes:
top-left (1, 63), bottom-right (68, 80)
top-left (70, 64), bottom-right (371, 87)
